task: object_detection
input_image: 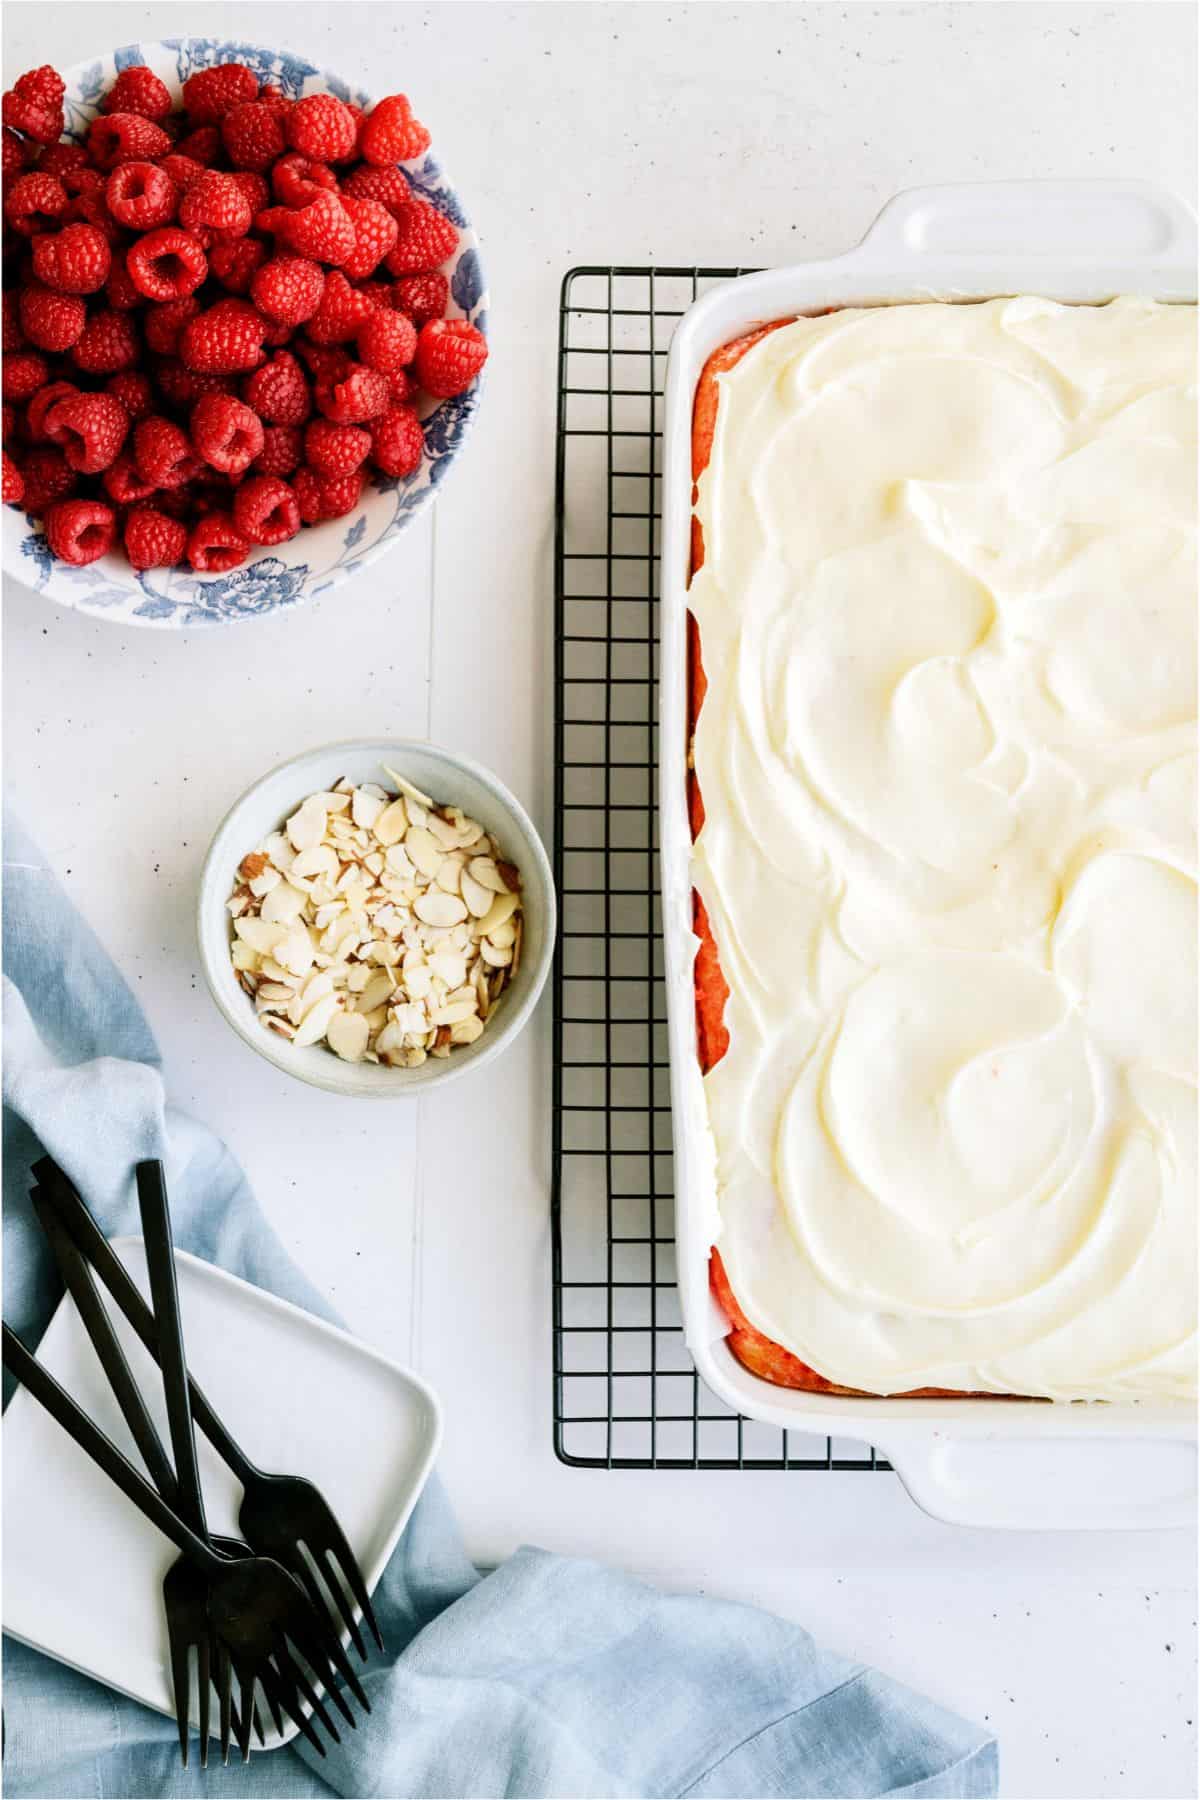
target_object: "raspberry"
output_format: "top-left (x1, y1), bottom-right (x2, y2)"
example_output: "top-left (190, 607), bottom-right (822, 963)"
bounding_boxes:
top-left (294, 340), bottom-right (352, 385)
top-left (306, 270), bottom-right (374, 345)
top-left (159, 153), bottom-right (206, 194)
top-left (105, 161), bottom-right (177, 229)
top-left (342, 163), bottom-right (412, 219)
top-left (127, 228), bottom-right (208, 301)
top-left (66, 188), bottom-right (123, 244)
top-left (32, 224), bottom-right (112, 300)
top-left (2, 292), bottom-right (25, 354)
top-left (25, 380), bottom-right (78, 442)
top-left (187, 510), bottom-right (250, 571)
top-left (222, 101), bottom-right (285, 172)
top-left (1, 403), bottom-right (16, 441)
top-left (3, 350), bottom-right (49, 402)
top-left (229, 171), bottom-right (270, 215)
top-left (392, 271), bottom-right (449, 328)
top-left (106, 254), bottom-right (145, 311)
top-left (173, 125), bottom-right (221, 165)
top-left (179, 169), bottom-right (252, 240)
top-left (233, 473), bottom-right (299, 544)
top-left (3, 66), bottom-right (65, 145)
top-left (86, 113), bottom-right (172, 171)
top-left (151, 358), bottom-right (236, 408)
top-left (305, 417), bottom-right (370, 475)
top-left (181, 299), bottom-right (268, 374)
top-left (3, 127), bottom-right (35, 180)
top-left (413, 317), bottom-right (487, 398)
top-left (19, 283), bottom-right (86, 353)
top-left (182, 63), bottom-right (259, 125)
top-left (384, 199), bottom-right (457, 276)
top-left (2, 449), bottom-right (24, 505)
top-left (316, 362), bottom-right (390, 423)
top-left (286, 93), bottom-right (358, 163)
top-left (101, 65), bottom-right (173, 122)
top-left (191, 391), bottom-right (265, 475)
top-left (144, 297), bottom-right (200, 356)
top-left (271, 152), bottom-right (336, 207)
top-left (252, 422), bottom-right (303, 476)
top-left (340, 195), bottom-right (398, 280)
top-left (360, 95), bottom-right (430, 166)
top-left (44, 497), bottom-right (116, 564)
top-left (18, 444), bottom-right (76, 511)
top-left (4, 171), bottom-right (68, 236)
top-left (102, 450), bottom-right (157, 504)
top-left (105, 370), bottom-right (154, 421)
top-left (384, 366), bottom-right (415, 405)
top-left (134, 415), bottom-right (201, 487)
top-left (279, 192), bottom-right (355, 265)
top-left (241, 349), bottom-right (311, 425)
top-left (251, 254), bottom-right (324, 327)
top-left (370, 403), bottom-right (424, 477)
top-left (293, 464), bottom-right (363, 523)
top-left (124, 502), bottom-right (187, 569)
top-left (357, 308), bottom-right (417, 372)
top-left (209, 236), bottom-right (266, 294)
top-left (71, 310), bottom-right (139, 374)
top-left (46, 390), bottom-right (130, 473)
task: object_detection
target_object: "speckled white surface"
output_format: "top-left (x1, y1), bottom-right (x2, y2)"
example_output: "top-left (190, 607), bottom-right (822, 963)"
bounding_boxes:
top-left (3, 5), bottom-right (1196, 1797)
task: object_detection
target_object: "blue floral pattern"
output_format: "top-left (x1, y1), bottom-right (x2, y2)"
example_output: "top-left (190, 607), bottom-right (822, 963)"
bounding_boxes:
top-left (6, 38), bottom-right (488, 631)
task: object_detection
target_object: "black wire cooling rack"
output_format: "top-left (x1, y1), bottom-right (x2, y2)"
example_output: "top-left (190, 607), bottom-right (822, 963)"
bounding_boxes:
top-left (551, 267), bottom-right (888, 1472)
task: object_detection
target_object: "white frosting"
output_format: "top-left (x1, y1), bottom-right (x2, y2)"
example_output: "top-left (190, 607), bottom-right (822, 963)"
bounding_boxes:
top-left (689, 297), bottom-right (1197, 1400)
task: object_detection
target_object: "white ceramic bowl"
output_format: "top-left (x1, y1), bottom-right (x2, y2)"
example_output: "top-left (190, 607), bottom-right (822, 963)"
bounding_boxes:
top-left (2, 37), bottom-right (488, 629)
top-left (198, 740), bottom-right (554, 1094)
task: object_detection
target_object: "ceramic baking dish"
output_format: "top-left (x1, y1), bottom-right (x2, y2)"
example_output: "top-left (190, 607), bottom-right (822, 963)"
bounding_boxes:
top-left (659, 179), bottom-right (1198, 1530)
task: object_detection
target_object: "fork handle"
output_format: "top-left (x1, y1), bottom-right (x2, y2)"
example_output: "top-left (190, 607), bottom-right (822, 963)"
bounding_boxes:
top-left (1, 1324), bottom-right (219, 1571)
top-left (33, 1160), bottom-right (257, 1489)
top-left (31, 1187), bottom-right (180, 1505)
top-left (136, 1162), bottom-right (209, 1539)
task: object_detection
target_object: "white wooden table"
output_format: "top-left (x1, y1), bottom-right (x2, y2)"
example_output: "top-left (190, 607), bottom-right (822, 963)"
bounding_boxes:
top-left (4, 5), bottom-right (1196, 1796)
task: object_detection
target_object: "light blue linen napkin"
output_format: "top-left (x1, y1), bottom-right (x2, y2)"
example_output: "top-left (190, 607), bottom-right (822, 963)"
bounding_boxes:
top-left (2, 819), bottom-right (999, 1800)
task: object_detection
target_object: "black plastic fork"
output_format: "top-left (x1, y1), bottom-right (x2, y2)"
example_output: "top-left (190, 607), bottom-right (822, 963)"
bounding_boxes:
top-left (35, 1157), bottom-right (382, 1674)
top-left (30, 1184), bottom-right (272, 1765)
top-left (2, 1323), bottom-right (354, 1762)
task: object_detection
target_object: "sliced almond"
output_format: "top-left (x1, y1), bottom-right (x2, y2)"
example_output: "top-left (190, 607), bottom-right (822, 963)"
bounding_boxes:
top-left (327, 1009), bottom-right (369, 1062)
top-left (450, 1016), bottom-right (485, 1045)
top-left (372, 799), bottom-right (408, 846)
top-left (235, 916), bottom-right (289, 955)
top-left (382, 767), bottom-right (433, 810)
top-left (430, 999), bottom-right (478, 1026)
top-left (356, 971), bottom-right (394, 1014)
top-left (413, 890), bottom-right (468, 928)
top-left (231, 939), bottom-right (259, 972)
top-left (405, 826), bottom-right (443, 878)
top-left (460, 870), bottom-right (493, 917)
top-left (468, 856), bottom-right (511, 894)
top-left (276, 929), bottom-right (316, 977)
top-left (260, 881), bottom-right (307, 925)
top-left (428, 949), bottom-right (467, 990)
top-left (248, 868), bottom-right (281, 898)
top-left (286, 800), bottom-right (326, 852)
top-left (488, 919), bottom-right (517, 950)
top-left (291, 843), bottom-right (339, 880)
top-left (294, 992), bottom-right (340, 1047)
top-left (351, 787), bottom-right (386, 830)
top-left (479, 891), bottom-right (519, 935)
top-left (480, 939), bottom-right (513, 968)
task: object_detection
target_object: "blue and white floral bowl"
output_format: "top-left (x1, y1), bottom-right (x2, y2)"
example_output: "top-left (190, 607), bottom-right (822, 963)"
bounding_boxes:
top-left (2, 38), bottom-right (488, 629)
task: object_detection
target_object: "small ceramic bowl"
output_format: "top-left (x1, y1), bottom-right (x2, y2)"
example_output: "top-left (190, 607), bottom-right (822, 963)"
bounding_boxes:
top-left (198, 740), bottom-right (554, 1095)
top-left (2, 37), bottom-right (487, 629)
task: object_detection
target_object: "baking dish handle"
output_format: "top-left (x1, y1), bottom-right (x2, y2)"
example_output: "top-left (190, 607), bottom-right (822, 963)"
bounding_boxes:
top-left (850, 179), bottom-right (1197, 268)
top-left (889, 1432), bottom-right (1196, 1532)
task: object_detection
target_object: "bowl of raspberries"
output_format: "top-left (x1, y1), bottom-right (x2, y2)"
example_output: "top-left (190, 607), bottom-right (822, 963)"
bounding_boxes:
top-left (1, 39), bottom-right (488, 627)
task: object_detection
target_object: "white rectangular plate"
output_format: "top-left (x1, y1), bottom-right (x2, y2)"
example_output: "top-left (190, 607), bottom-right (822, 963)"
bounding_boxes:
top-left (658, 179), bottom-right (1198, 1530)
top-left (3, 1241), bottom-right (441, 1745)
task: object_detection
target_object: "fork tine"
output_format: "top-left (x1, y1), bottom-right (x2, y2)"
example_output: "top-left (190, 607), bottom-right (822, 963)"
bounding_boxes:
top-left (197, 1634), bottom-right (211, 1769)
top-left (282, 1612), bottom-right (363, 1724)
top-left (233, 1660), bottom-right (256, 1763)
top-left (321, 1527), bottom-right (384, 1654)
top-left (216, 1641), bottom-right (232, 1765)
top-left (272, 1639), bottom-right (342, 1743)
top-left (291, 1549), bottom-right (367, 1665)
top-left (258, 1658), bottom-right (328, 1759)
top-left (167, 1631), bottom-right (191, 1768)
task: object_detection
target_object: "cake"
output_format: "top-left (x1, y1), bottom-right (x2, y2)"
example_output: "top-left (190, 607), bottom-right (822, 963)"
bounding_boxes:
top-left (687, 297), bottom-right (1197, 1402)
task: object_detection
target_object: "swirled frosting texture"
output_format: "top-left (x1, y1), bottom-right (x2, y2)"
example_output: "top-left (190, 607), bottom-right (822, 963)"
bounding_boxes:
top-left (689, 297), bottom-right (1196, 1400)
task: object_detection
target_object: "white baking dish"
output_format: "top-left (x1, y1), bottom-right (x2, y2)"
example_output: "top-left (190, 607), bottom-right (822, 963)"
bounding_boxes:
top-left (659, 180), bottom-right (1198, 1530)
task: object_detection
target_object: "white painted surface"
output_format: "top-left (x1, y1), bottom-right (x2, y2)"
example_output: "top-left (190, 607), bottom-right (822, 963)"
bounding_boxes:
top-left (3, 4), bottom-right (1196, 1797)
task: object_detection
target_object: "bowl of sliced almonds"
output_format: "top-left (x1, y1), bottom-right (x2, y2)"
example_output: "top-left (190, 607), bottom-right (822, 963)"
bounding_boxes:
top-left (198, 739), bottom-right (554, 1094)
